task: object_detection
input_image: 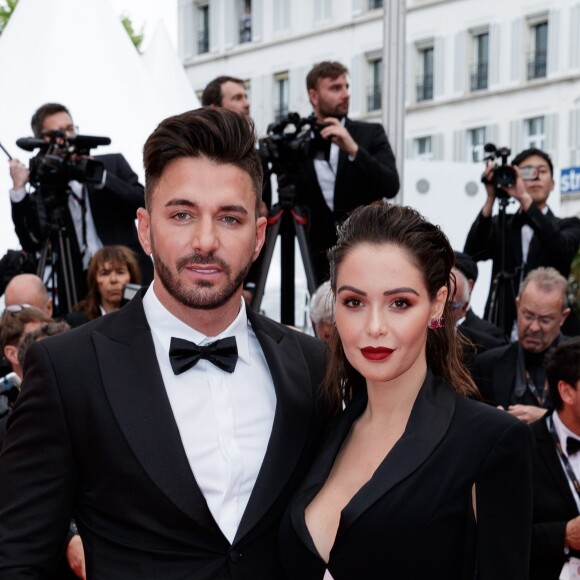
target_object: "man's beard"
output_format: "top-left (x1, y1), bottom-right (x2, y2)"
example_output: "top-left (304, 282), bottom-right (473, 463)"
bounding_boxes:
top-left (151, 238), bottom-right (254, 310)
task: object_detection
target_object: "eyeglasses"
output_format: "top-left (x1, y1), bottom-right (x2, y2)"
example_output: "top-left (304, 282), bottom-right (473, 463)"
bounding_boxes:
top-left (450, 301), bottom-right (466, 311)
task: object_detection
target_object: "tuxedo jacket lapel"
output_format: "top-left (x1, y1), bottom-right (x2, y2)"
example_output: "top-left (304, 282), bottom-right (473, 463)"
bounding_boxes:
top-left (235, 310), bottom-right (316, 541)
top-left (536, 416), bottom-right (579, 516)
top-left (338, 373), bottom-right (456, 535)
top-left (92, 293), bottom-right (220, 536)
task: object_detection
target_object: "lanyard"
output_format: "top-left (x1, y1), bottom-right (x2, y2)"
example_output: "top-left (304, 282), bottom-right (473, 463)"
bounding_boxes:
top-left (525, 369), bottom-right (550, 406)
top-left (546, 414), bottom-right (580, 501)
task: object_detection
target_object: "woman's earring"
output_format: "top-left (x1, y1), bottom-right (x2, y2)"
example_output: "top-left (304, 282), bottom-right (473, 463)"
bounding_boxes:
top-left (428, 317), bottom-right (444, 329)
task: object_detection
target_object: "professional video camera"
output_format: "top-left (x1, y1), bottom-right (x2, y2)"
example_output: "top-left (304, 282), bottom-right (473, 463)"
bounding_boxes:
top-left (482, 143), bottom-right (539, 199)
top-left (258, 112), bottom-right (330, 166)
top-left (17, 131), bottom-right (111, 210)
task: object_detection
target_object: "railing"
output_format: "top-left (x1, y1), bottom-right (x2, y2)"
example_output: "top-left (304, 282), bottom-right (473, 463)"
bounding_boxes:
top-left (274, 105), bottom-right (289, 122)
top-left (367, 86), bottom-right (382, 111)
top-left (198, 31), bottom-right (209, 54)
top-left (239, 15), bottom-right (252, 43)
top-left (416, 74), bottom-right (434, 102)
top-left (470, 62), bottom-right (488, 91)
top-left (528, 50), bottom-right (547, 80)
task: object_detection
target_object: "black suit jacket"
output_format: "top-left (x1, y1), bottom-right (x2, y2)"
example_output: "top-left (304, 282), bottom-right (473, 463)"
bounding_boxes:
top-left (279, 372), bottom-right (534, 579)
top-left (464, 205), bottom-right (580, 334)
top-left (292, 118), bottom-right (399, 283)
top-left (531, 414), bottom-right (580, 580)
top-left (0, 292), bottom-right (328, 579)
top-left (11, 153), bottom-right (153, 284)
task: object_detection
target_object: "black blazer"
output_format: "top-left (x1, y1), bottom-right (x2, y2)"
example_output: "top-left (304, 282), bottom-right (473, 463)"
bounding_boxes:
top-left (463, 206), bottom-right (580, 334)
top-left (11, 153), bottom-right (153, 284)
top-left (0, 291), bottom-right (328, 579)
top-left (531, 414), bottom-right (580, 580)
top-left (279, 373), bottom-right (534, 579)
top-left (291, 118), bottom-right (399, 283)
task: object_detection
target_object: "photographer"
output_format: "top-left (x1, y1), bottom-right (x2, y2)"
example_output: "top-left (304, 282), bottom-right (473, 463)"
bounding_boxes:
top-left (464, 147), bottom-right (580, 337)
top-left (291, 61), bottom-right (399, 284)
top-left (8, 103), bottom-right (152, 312)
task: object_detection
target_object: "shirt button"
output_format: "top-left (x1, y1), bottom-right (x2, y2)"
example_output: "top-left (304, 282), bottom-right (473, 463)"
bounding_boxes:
top-left (229, 550), bottom-right (242, 563)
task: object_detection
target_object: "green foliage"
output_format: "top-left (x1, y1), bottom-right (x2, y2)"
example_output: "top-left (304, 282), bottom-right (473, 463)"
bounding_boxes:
top-left (569, 248), bottom-right (580, 319)
top-left (0, 0), bottom-right (18, 36)
top-left (121, 13), bottom-right (144, 53)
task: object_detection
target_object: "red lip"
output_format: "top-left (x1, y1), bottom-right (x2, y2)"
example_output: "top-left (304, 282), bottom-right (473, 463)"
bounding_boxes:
top-left (360, 347), bottom-right (394, 361)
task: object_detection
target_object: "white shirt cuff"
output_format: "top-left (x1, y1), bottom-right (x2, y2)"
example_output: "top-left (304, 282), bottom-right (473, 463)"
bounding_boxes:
top-left (9, 187), bottom-right (28, 203)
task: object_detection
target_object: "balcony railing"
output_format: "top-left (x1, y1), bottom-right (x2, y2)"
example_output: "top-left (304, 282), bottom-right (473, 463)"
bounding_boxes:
top-left (274, 105), bottom-right (289, 122)
top-left (416, 74), bottom-right (433, 102)
top-left (470, 62), bottom-right (488, 91)
top-left (239, 15), bottom-right (252, 43)
top-left (198, 31), bottom-right (209, 54)
top-left (367, 86), bottom-right (382, 111)
top-left (528, 50), bottom-right (547, 80)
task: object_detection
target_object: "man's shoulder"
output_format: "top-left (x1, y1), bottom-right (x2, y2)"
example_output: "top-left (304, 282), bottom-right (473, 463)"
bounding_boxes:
top-left (345, 117), bottom-right (385, 134)
top-left (473, 341), bottom-right (515, 368)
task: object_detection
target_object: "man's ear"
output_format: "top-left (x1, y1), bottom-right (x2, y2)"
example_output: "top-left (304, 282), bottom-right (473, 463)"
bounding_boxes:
top-left (3, 345), bottom-right (18, 370)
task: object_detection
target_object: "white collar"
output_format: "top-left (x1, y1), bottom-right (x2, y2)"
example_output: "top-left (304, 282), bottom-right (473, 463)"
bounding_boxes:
top-left (553, 411), bottom-right (580, 455)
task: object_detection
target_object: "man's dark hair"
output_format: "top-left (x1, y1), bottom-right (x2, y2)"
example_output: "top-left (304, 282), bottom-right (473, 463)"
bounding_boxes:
top-left (201, 76), bottom-right (245, 107)
top-left (306, 61), bottom-right (349, 92)
top-left (512, 147), bottom-right (554, 177)
top-left (143, 107), bottom-right (263, 214)
top-left (30, 103), bottom-right (71, 138)
top-left (545, 337), bottom-right (580, 411)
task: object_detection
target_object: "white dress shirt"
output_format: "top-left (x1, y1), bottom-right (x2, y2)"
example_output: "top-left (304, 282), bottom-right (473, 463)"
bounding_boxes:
top-left (142, 286), bottom-right (277, 543)
top-left (520, 205), bottom-right (549, 267)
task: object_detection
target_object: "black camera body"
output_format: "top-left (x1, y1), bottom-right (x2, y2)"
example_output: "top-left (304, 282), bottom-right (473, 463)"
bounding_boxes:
top-left (482, 143), bottom-right (516, 193)
top-left (17, 132), bottom-right (111, 211)
top-left (259, 112), bottom-right (331, 166)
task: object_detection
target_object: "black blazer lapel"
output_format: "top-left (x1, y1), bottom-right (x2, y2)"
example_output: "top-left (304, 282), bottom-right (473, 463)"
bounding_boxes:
top-left (337, 372), bottom-right (456, 535)
top-left (234, 311), bottom-right (317, 542)
top-left (536, 415), bottom-right (579, 515)
top-left (491, 343), bottom-right (518, 407)
top-left (92, 293), bottom-right (220, 536)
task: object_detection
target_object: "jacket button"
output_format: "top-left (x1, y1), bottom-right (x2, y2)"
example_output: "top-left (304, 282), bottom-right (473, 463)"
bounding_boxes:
top-left (229, 550), bottom-right (242, 563)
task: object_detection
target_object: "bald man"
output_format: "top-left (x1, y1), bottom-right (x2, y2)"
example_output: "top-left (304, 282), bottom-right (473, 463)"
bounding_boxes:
top-left (4, 274), bottom-right (53, 317)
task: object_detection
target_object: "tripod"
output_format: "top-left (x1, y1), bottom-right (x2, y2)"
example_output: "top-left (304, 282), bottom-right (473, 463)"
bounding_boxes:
top-left (35, 194), bottom-right (83, 317)
top-left (251, 179), bottom-right (318, 326)
top-left (487, 192), bottom-right (516, 336)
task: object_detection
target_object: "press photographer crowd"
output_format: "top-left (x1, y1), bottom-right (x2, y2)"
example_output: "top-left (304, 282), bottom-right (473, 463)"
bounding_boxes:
top-left (0, 61), bottom-right (580, 579)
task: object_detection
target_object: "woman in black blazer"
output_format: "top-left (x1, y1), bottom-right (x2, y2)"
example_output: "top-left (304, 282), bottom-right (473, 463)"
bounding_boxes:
top-left (279, 202), bottom-right (534, 579)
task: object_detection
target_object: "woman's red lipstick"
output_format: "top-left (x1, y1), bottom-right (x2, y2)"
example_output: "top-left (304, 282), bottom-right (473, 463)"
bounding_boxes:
top-left (360, 347), bottom-right (394, 361)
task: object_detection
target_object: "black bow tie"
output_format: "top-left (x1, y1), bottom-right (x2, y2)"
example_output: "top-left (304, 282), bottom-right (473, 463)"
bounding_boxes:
top-left (567, 437), bottom-right (580, 456)
top-left (169, 336), bottom-right (238, 375)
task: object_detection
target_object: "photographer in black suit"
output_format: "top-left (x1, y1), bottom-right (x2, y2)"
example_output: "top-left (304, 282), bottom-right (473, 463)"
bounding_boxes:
top-left (292, 61), bottom-right (399, 283)
top-left (8, 103), bottom-right (152, 312)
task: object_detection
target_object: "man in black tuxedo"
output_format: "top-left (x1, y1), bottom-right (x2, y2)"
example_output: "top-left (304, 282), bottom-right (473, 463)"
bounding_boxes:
top-left (464, 147), bottom-right (580, 337)
top-left (292, 61), bottom-right (399, 283)
top-left (472, 266), bottom-right (570, 424)
top-left (9, 102), bottom-right (153, 312)
top-left (0, 108), bottom-right (328, 579)
top-left (531, 337), bottom-right (580, 580)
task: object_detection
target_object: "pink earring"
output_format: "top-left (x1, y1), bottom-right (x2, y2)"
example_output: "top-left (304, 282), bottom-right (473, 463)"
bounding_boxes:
top-left (428, 317), bottom-right (444, 329)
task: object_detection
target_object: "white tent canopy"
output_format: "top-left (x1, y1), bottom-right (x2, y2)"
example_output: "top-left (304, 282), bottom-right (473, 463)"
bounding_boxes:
top-left (0, 0), bottom-right (198, 256)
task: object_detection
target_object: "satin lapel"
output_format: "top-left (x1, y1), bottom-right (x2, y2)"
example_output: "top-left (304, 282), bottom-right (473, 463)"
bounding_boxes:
top-left (536, 416), bottom-right (580, 515)
top-left (234, 311), bottom-right (316, 541)
top-left (92, 293), bottom-right (220, 535)
top-left (338, 373), bottom-right (456, 535)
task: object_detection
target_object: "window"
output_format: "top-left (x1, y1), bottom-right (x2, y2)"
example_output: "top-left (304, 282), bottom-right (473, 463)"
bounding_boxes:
top-left (416, 47), bottom-right (434, 102)
top-left (470, 32), bottom-right (489, 91)
top-left (274, 72), bottom-right (289, 121)
top-left (414, 136), bottom-right (433, 160)
top-left (238, 0), bottom-right (252, 44)
top-left (467, 127), bottom-right (486, 162)
top-left (367, 58), bottom-right (382, 112)
top-left (524, 116), bottom-right (545, 149)
top-left (528, 21), bottom-right (548, 80)
top-left (368, 0), bottom-right (383, 9)
top-left (197, 4), bottom-right (209, 54)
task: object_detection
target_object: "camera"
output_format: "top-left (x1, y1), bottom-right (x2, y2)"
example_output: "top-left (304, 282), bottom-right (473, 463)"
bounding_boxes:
top-left (17, 131), bottom-right (111, 211)
top-left (258, 112), bottom-right (331, 166)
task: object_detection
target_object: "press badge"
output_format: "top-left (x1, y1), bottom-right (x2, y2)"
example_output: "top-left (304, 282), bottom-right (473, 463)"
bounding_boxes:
top-left (569, 557), bottom-right (580, 580)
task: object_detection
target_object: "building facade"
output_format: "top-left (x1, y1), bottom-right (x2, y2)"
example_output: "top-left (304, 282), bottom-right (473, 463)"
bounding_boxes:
top-left (179, 0), bottom-right (580, 216)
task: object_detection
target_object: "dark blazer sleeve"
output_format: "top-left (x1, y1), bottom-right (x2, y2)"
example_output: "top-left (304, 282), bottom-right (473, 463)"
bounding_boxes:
top-left (464, 210), bottom-right (494, 262)
top-left (475, 418), bottom-right (534, 579)
top-left (98, 153), bottom-right (145, 211)
top-left (0, 342), bottom-right (77, 578)
top-left (348, 122), bottom-right (399, 201)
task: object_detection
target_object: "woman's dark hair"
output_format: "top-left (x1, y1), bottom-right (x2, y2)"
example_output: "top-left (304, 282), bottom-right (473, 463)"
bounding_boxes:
top-left (74, 245), bottom-right (141, 321)
top-left (323, 201), bottom-right (479, 413)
